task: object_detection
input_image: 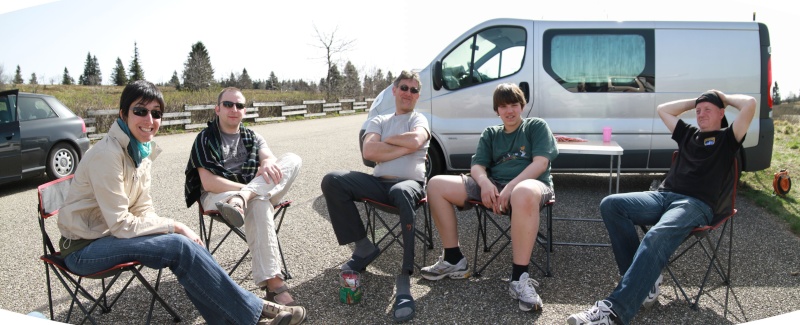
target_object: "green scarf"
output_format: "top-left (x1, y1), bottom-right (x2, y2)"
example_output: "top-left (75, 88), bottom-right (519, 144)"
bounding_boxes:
top-left (116, 117), bottom-right (151, 167)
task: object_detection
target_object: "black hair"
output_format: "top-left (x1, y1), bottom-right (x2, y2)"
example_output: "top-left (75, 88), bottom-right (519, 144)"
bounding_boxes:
top-left (119, 80), bottom-right (165, 118)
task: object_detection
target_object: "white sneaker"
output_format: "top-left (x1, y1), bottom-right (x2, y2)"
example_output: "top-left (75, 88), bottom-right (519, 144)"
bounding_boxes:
top-left (567, 300), bottom-right (618, 325)
top-left (508, 272), bottom-right (543, 311)
top-left (420, 256), bottom-right (470, 280)
top-left (642, 274), bottom-right (663, 309)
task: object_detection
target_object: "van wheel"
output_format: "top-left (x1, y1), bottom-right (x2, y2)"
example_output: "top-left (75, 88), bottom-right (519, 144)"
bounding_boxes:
top-left (47, 143), bottom-right (79, 181)
top-left (426, 145), bottom-right (444, 179)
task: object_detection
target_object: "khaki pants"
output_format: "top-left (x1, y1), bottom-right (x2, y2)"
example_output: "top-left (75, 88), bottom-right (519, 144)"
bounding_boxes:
top-left (201, 153), bottom-right (302, 287)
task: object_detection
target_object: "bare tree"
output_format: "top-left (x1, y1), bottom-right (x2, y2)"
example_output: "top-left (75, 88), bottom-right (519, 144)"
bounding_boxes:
top-left (312, 24), bottom-right (355, 100)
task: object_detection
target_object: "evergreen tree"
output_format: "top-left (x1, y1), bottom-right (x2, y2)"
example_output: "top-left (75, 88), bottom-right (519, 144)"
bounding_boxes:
top-left (128, 42), bottom-right (145, 82)
top-left (773, 81), bottom-right (782, 105)
top-left (363, 75), bottom-right (374, 97)
top-left (13, 65), bottom-right (24, 84)
top-left (268, 71), bottom-right (279, 90)
top-left (168, 70), bottom-right (181, 89)
top-left (385, 71), bottom-right (395, 89)
top-left (111, 57), bottom-right (128, 86)
top-left (181, 41), bottom-right (215, 91)
top-left (322, 63), bottom-right (343, 100)
top-left (226, 72), bottom-right (237, 87)
top-left (238, 68), bottom-right (253, 89)
top-left (29, 72), bottom-right (38, 85)
top-left (62, 67), bottom-right (74, 85)
top-left (343, 61), bottom-right (361, 97)
top-left (80, 53), bottom-right (102, 85)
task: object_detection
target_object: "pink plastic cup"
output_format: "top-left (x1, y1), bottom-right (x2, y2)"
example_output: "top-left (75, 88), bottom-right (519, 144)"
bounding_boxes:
top-left (602, 127), bottom-right (612, 142)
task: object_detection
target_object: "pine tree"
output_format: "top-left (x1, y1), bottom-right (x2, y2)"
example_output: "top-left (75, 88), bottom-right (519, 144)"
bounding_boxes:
top-left (181, 41), bottom-right (215, 91)
top-left (80, 53), bottom-right (102, 85)
top-left (268, 71), bottom-right (279, 90)
top-left (128, 42), bottom-right (145, 82)
top-left (13, 65), bottom-right (24, 84)
top-left (29, 72), bottom-right (38, 85)
top-left (343, 61), bottom-right (361, 97)
top-left (239, 68), bottom-right (253, 89)
top-left (62, 67), bottom-right (74, 85)
top-left (169, 70), bottom-right (181, 89)
top-left (111, 57), bottom-right (128, 86)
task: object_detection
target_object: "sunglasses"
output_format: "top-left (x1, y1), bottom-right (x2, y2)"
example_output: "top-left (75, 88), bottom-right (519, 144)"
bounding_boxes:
top-left (222, 101), bottom-right (246, 109)
top-left (132, 106), bottom-right (163, 119)
top-left (399, 84), bottom-right (420, 94)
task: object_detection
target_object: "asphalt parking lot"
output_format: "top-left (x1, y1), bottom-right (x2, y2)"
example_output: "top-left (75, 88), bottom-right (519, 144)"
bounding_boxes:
top-left (1, 114), bottom-right (798, 324)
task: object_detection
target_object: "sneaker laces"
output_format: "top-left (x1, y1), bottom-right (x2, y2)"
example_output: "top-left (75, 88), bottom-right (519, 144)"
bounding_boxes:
top-left (585, 300), bottom-right (616, 321)
top-left (428, 256), bottom-right (452, 272)
top-left (515, 274), bottom-right (540, 300)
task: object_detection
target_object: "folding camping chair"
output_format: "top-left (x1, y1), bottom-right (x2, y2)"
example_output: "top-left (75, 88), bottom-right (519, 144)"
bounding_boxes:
top-left (361, 195), bottom-right (434, 271)
top-left (37, 175), bottom-right (181, 324)
top-left (197, 199), bottom-right (294, 279)
top-left (470, 198), bottom-right (556, 277)
top-left (641, 152), bottom-right (743, 318)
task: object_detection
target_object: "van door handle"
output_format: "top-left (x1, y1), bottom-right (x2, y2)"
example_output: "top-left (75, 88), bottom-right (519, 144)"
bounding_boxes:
top-left (519, 82), bottom-right (530, 103)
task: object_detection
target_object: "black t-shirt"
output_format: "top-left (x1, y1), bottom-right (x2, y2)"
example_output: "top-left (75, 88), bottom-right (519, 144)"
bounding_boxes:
top-left (661, 120), bottom-right (743, 211)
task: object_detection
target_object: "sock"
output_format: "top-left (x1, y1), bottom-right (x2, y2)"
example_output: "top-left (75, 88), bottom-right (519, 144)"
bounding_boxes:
top-left (443, 247), bottom-right (464, 265)
top-left (353, 237), bottom-right (377, 257)
top-left (395, 272), bottom-right (411, 296)
top-left (511, 263), bottom-right (529, 282)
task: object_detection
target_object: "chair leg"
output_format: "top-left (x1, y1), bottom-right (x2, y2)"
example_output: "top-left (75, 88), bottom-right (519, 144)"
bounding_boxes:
top-left (44, 262), bottom-right (55, 320)
top-left (274, 205), bottom-right (293, 279)
top-left (132, 268), bottom-right (182, 323)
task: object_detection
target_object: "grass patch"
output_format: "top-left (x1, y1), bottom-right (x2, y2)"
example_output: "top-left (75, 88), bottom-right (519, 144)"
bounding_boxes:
top-left (739, 103), bottom-right (800, 235)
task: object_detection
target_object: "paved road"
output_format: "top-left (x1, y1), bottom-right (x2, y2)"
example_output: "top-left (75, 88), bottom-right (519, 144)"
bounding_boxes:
top-left (1, 114), bottom-right (798, 324)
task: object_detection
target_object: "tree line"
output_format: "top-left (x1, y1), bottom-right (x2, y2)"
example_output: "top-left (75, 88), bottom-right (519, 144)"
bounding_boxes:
top-left (1, 40), bottom-right (396, 99)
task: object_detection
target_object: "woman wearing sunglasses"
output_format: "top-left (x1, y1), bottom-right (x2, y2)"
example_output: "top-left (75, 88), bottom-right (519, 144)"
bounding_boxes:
top-left (56, 80), bottom-right (303, 325)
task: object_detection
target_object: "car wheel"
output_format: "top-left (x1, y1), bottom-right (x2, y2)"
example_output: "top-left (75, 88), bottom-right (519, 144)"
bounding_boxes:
top-left (426, 144), bottom-right (444, 179)
top-left (47, 143), bottom-right (79, 180)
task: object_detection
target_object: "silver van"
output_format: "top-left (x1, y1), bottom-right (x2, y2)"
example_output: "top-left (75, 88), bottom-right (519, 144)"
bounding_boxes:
top-left (361, 19), bottom-right (774, 177)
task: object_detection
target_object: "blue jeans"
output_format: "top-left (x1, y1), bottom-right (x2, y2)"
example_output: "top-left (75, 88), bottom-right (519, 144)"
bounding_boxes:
top-left (600, 191), bottom-right (712, 325)
top-left (321, 170), bottom-right (425, 274)
top-left (65, 234), bottom-right (263, 325)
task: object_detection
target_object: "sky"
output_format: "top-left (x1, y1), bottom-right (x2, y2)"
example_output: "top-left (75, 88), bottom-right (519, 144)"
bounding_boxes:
top-left (1, 0), bottom-right (798, 97)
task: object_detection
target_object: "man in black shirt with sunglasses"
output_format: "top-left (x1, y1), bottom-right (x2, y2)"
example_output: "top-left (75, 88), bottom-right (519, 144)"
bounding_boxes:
top-left (185, 87), bottom-right (305, 313)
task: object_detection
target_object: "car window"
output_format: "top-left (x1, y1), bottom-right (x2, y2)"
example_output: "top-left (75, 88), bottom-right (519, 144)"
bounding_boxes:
top-left (0, 96), bottom-right (15, 123)
top-left (544, 29), bottom-right (655, 93)
top-left (18, 96), bottom-right (56, 121)
top-left (441, 26), bottom-right (526, 90)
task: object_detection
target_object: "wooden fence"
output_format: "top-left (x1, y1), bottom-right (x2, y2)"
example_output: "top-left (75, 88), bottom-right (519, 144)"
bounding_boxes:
top-left (84, 98), bottom-right (373, 140)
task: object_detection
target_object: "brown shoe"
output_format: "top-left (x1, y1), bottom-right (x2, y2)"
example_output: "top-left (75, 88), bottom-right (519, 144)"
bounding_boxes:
top-left (258, 310), bottom-right (292, 325)
top-left (266, 284), bottom-right (297, 306)
top-left (262, 299), bottom-right (307, 325)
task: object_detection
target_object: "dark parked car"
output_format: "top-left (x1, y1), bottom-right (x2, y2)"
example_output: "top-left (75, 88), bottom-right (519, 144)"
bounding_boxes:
top-left (0, 90), bottom-right (90, 185)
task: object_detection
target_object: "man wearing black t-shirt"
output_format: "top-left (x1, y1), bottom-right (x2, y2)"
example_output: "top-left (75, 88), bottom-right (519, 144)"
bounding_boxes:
top-left (568, 90), bottom-right (756, 325)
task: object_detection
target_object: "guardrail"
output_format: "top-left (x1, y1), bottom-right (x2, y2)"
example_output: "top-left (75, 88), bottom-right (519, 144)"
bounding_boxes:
top-left (84, 98), bottom-right (374, 139)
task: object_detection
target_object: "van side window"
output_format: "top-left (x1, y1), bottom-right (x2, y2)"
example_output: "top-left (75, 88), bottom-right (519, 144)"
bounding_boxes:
top-left (18, 97), bottom-right (56, 121)
top-left (441, 26), bottom-right (526, 90)
top-left (544, 29), bottom-right (655, 93)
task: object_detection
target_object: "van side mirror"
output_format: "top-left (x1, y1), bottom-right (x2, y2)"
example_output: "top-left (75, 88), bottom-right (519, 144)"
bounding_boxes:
top-left (433, 61), bottom-right (443, 90)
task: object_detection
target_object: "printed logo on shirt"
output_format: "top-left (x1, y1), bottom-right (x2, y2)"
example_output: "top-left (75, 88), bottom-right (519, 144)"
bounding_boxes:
top-left (704, 137), bottom-right (716, 146)
top-left (498, 146), bottom-right (528, 164)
